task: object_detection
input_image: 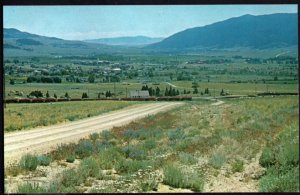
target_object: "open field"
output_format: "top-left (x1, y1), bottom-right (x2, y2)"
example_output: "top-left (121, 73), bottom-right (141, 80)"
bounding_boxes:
top-left (4, 100), bottom-right (138, 132)
top-left (5, 80), bottom-right (298, 99)
top-left (4, 96), bottom-right (298, 193)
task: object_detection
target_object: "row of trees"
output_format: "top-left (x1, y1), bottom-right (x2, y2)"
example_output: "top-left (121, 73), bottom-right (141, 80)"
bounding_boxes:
top-left (27, 76), bottom-right (62, 83)
top-left (28, 90), bottom-right (63, 98)
top-left (164, 86), bottom-right (180, 96)
top-left (141, 85), bottom-right (161, 96)
top-left (25, 87), bottom-right (228, 99)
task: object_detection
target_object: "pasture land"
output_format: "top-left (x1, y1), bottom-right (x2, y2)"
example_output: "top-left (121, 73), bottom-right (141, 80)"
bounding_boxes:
top-left (5, 96), bottom-right (299, 193)
top-left (4, 100), bottom-right (138, 132)
top-left (5, 80), bottom-right (298, 99)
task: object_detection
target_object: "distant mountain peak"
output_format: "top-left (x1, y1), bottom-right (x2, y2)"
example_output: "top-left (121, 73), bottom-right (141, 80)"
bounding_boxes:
top-left (146, 13), bottom-right (297, 50)
top-left (84, 36), bottom-right (164, 46)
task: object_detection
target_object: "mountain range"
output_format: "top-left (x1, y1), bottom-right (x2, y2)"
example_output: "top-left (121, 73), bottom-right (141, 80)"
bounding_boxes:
top-left (146, 13), bottom-right (298, 50)
top-left (4, 13), bottom-right (298, 56)
top-left (84, 36), bottom-right (164, 46)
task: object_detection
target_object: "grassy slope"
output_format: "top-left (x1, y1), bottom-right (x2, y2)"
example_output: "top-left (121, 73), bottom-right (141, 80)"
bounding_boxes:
top-left (5, 96), bottom-right (298, 193)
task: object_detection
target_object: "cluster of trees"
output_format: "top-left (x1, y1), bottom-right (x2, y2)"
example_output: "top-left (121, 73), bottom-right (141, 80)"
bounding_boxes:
top-left (204, 88), bottom-right (210, 94)
top-left (246, 56), bottom-right (298, 65)
top-left (102, 75), bottom-right (121, 83)
top-left (82, 92), bottom-right (89, 98)
top-left (264, 56), bottom-right (298, 64)
top-left (183, 89), bottom-right (191, 94)
top-left (28, 90), bottom-right (44, 98)
top-left (192, 82), bottom-right (199, 94)
top-left (27, 76), bottom-right (62, 83)
top-left (177, 72), bottom-right (193, 81)
top-left (165, 86), bottom-right (180, 96)
top-left (97, 91), bottom-right (114, 98)
top-left (26, 90), bottom-right (63, 98)
top-left (141, 85), bottom-right (161, 96)
top-left (66, 75), bottom-right (81, 83)
top-left (105, 90), bottom-right (113, 97)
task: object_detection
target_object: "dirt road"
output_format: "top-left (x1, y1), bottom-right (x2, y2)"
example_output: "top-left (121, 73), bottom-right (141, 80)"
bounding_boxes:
top-left (5, 102), bottom-right (183, 166)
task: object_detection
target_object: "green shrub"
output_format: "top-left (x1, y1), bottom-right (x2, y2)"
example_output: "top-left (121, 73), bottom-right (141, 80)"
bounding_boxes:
top-left (175, 139), bottom-right (190, 151)
top-left (37, 155), bottom-right (51, 166)
top-left (66, 155), bottom-right (75, 163)
top-left (231, 159), bottom-right (244, 173)
top-left (143, 139), bottom-right (157, 150)
top-left (60, 169), bottom-right (84, 187)
top-left (75, 140), bottom-right (94, 159)
top-left (80, 157), bottom-right (99, 177)
top-left (19, 154), bottom-right (39, 171)
top-left (122, 145), bottom-right (146, 160)
top-left (259, 147), bottom-right (276, 167)
top-left (163, 164), bottom-right (184, 188)
top-left (95, 140), bottom-right (112, 151)
top-left (89, 132), bottom-right (100, 142)
top-left (65, 115), bottom-right (79, 121)
top-left (138, 179), bottom-right (158, 192)
top-left (122, 129), bottom-right (139, 142)
top-left (52, 143), bottom-right (76, 160)
top-left (259, 125), bottom-right (299, 192)
top-left (95, 147), bottom-right (123, 169)
top-left (187, 171), bottom-right (205, 192)
top-left (100, 130), bottom-right (115, 140)
top-left (209, 153), bottom-right (226, 169)
top-left (116, 159), bottom-right (153, 174)
top-left (279, 126), bottom-right (298, 166)
top-left (17, 182), bottom-right (47, 193)
top-left (178, 152), bottom-right (198, 165)
top-left (168, 128), bottom-right (185, 144)
top-left (259, 166), bottom-right (299, 192)
top-left (163, 164), bottom-right (204, 192)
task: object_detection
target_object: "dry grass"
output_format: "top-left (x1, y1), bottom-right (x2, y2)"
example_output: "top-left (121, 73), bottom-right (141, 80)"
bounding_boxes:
top-left (4, 100), bottom-right (137, 132)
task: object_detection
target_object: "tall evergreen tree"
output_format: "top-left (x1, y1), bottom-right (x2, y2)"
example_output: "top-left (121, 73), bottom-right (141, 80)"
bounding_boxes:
top-left (155, 87), bottom-right (160, 96)
top-left (172, 88), bottom-right (176, 96)
top-left (165, 87), bottom-right (169, 96)
top-left (65, 92), bottom-right (69, 98)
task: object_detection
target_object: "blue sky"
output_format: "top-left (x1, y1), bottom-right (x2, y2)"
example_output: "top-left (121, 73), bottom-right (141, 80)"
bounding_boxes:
top-left (4, 5), bottom-right (297, 40)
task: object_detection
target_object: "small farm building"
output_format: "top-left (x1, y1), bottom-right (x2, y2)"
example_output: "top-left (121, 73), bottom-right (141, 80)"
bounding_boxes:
top-left (129, 90), bottom-right (150, 98)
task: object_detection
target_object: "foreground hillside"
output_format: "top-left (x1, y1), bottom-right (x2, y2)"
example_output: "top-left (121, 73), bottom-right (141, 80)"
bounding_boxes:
top-left (4, 96), bottom-right (299, 193)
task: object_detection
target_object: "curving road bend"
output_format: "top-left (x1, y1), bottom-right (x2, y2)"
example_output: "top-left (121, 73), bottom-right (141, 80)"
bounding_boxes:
top-left (5, 102), bottom-right (183, 166)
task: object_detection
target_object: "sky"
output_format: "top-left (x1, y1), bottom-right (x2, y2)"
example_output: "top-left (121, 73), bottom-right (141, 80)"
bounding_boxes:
top-left (3, 5), bottom-right (298, 40)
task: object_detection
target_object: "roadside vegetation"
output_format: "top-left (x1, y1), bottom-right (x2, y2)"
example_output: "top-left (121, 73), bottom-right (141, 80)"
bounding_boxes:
top-left (4, 101), bottom-right (137, 132)
top-left (5, 96), bottom-right (298, 193)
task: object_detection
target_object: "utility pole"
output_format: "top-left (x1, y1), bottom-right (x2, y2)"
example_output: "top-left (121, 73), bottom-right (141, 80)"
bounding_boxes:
top-left (126, 87), bottom-right (127, 98)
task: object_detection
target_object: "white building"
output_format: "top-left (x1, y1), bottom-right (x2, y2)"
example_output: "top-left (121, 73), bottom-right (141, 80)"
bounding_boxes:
top-left (129, 90), bottom-right (150, 98)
